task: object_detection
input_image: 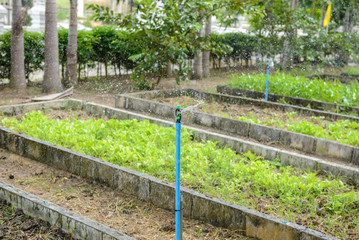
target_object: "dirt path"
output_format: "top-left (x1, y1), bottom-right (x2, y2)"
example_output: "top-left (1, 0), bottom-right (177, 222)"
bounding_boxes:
top-left (0, 148), bottom-right (252, 240)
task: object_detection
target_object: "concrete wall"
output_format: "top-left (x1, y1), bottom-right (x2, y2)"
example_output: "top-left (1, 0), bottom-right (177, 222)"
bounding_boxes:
top-left (217, 85), bottom-right (359, 117)
top-left (0, 124), bottom-right (338, 240)
top-left (0, 181), bottom-right (134, 240)
top-left (115, 90), bottom-right (359, 166)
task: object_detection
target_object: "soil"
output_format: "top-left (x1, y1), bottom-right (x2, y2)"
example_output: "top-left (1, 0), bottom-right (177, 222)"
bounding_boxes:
top-left (155, 96), bottom-right (337, 128)
top-left (0, 148), bottom-right (253, 240)
top-left (0, 199), bottom-right (74, 240)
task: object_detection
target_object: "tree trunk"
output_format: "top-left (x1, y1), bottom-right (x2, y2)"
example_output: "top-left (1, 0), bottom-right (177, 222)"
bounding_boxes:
top-left (110, 0), bottom-right (116, 12)
top-left (344, 7), bottom-right (350, 33)
top-left (202, 17), bottom-right (211, 78)
top-left (281, 0), bottom-right (298, 70)
top-left (65, 0), bottom-right (78, 86)
top-left (341, 4), bottom-right (352, 65)
top-left (166, 60), bottom-right (172, 77)
top-left (192, 30), bottom-right (203, 80)
top-left (10, 0), bottom-right (26, 90)
top-left (43, 0), bottom-right (62, 93)
top-left (312, 0), bottom-right (317, 15)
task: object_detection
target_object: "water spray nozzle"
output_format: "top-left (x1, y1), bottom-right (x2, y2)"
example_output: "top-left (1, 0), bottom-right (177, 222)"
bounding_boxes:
top-left (175, 105), bottom-right (181, 123)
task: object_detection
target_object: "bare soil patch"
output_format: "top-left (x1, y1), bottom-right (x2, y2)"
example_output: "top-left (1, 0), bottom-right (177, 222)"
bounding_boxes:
top-left (0, 148), bottom-right (253, 240)
top-left (155, 96), bottom-right (337, 129)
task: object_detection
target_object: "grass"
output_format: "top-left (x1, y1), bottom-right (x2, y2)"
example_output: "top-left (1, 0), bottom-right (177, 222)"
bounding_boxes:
top-left (228, 72), bottom-right (359, 107)
top-left (1, 111), bottom-right (358, 238)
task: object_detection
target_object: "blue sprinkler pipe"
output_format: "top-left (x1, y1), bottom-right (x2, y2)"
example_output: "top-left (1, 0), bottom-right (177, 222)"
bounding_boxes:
top-left (175, 105), bottom-right (182, 240)
top-left (265, 63), bottom-right (269, 102)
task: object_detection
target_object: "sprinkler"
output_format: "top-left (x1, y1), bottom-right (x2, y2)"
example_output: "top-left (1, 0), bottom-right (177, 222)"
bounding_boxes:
top-left (175, 105), bottom-right (182, 240)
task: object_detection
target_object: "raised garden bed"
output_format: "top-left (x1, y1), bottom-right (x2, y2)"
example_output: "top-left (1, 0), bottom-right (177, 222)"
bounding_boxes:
top-left (115, 89), bottom-right (359, 166)
top-left (218, 72), bottom-right (359, 116)
top-left (0, 100), bottom-right (350, 239)
top-left (0, 180), bottom-right (133, 240)
top-left (218, 85), bottom-right (359, 116)
top-left (0, 148), bottom-right (245, 240)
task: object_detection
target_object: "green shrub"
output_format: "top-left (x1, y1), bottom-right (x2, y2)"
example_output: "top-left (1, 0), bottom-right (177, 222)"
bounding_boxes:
top-left (0, 31), bottom-right (44, 80)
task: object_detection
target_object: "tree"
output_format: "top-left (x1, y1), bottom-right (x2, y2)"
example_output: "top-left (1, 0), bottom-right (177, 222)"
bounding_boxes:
top-left (90, 0), bottom-right (259, 89)
top-left (10, 0), bottom-right (26, 90)
top-left (43, 0), bottom-right (63, 93)
top-left (65, 0), bottom-right (78, 86)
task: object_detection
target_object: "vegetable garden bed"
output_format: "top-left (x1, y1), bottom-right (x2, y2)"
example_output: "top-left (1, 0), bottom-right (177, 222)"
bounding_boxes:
top-left (218, 73), bottom-right (359, 116)
top-left (1, 148), bottom-right (245, 240)
top-left (115, 89), bottom-right (359, 166)
top-left (0, 100), bottom-right (353, 239)
top-left (0, 110), bottom-right (356, 239)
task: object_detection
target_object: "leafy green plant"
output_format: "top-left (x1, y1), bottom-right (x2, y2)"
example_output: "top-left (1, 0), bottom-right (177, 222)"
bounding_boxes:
top-left (228, 73), bottom-right (359, 107)
top-left (1, 111), bottom-right (358, 238)
top-left (236, 111), bottom-right (359, 146)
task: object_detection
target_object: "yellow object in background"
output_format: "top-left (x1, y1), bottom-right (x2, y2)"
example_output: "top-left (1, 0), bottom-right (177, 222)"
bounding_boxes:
top-left (323, 4), bottom-right (332, 27)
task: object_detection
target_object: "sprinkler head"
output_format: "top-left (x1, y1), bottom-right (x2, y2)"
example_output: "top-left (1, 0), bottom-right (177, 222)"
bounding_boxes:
top-left (175, 105), bottom-right (181, 123)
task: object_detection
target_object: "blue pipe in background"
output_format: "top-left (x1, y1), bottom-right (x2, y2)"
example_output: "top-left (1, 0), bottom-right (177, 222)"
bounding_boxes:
top-left (175, 105), bottom-right (182, 240)
top-left (265, 64), bottom-right (269, 101)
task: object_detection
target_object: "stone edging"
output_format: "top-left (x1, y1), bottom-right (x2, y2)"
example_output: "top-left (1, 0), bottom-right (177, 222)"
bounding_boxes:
top-left (0, 181), bottom-right (134, 240)
top-left (114, 89), bottom-right (359, 166)
top-left (217, 85), bottom-right (359, 116)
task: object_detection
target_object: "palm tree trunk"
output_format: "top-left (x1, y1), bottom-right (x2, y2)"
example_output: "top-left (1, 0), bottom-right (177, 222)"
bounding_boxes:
top-left (65, 0), bottom-right (78, 86)
top-left (10, 0), bottom-right (26, 90)
top-left (43, 0), bottom-right (63, 93)
top-left (202, 17), bottom-right (211, 78)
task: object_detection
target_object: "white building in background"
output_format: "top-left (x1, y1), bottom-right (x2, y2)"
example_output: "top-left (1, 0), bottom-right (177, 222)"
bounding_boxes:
top-left (27, 0), bottom-right (45, 32)
top-left (0, 0), bottom-right (85, 33)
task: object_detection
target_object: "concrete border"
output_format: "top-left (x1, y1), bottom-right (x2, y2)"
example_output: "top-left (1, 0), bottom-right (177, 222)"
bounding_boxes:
top-left (114, 89), bottom-right (359, 165)
top-left (0, 124), bottom-right (338, 240)
top-left (0, 181), bottom-right (134, 240)
top-left (217, 85), bottom-right (359, 116)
